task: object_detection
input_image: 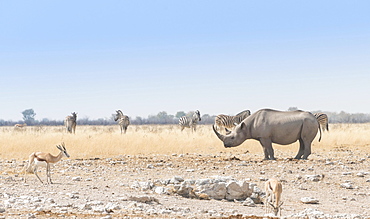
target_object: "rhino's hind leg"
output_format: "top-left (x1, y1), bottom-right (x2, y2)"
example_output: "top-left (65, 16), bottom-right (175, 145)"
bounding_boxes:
top-left (294, 139), bottom-right (305, 159)
top-left (295, 139), bottom-right (312, 159)
top-left (302, 139), bottom-right (312, 159)
top-left (260, 138), bottom-right (275, 160)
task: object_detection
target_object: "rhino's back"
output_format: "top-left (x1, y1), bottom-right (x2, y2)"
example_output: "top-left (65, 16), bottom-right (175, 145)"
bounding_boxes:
top-left (248, 109), bottom-right (318, 144)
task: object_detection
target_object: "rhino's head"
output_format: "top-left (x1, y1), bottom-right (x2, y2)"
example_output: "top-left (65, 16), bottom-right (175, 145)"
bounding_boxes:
top-left (213, 122), bottom-right (248, 148)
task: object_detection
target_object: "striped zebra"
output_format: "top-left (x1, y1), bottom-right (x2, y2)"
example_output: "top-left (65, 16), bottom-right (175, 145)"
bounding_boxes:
top-left (214, 110), bottom-right (251, 131)
top-left (65, 112), bottom-right (77, 134)
top-left (179, 110), bottom-right (201, 132)
top-left (114, 110), bottom-right (130, 134)
top-left (314, 112), bottom-right (329, 132)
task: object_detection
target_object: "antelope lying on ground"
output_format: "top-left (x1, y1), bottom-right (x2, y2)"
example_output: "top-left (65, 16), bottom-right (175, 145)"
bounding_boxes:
top-left (265, 178), bottom-right (283, 216)
top-left (14, 123), bottom-right (27, 128)
top-left (24, 143), bottom-right (70, 184)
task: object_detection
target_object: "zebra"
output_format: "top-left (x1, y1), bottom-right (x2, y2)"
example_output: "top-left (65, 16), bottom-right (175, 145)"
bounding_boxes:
top-left (179, 110), bottom-right (201, 132)
top-left (64, 112), bottom-right (77, 134)
top-left (114, 110), bottom-right (130, 134)
top-left (314, 112), bottom-right (329, 132)
top-left (214, 110), bottom-right (251, 131)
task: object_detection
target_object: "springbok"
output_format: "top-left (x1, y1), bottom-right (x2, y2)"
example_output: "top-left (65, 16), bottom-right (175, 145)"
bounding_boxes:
top-left (24, 143), bottom-right (70, 184)
top-left (65, 112), bottom-right (77, 134)
top-left (14, 123), bottom-right (27, 128)
top-left (265, 178), bottom-right (283, 216)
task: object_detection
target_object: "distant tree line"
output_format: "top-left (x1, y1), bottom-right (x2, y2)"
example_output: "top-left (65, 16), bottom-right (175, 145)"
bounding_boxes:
top-left (1, 108), bottom-right (370, 126)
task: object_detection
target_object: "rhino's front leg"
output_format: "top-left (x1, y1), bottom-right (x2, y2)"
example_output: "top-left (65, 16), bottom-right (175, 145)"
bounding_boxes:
top-left (260, 138), bottom-right (275, 160)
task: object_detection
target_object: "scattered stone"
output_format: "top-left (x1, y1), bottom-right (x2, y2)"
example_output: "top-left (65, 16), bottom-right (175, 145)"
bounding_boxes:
top-left (154, 186), bottom-right (169, 195)
top-left (242, 197), bottom-right (256, 207)
top-left (300, 197), bottom-right (319, 204)
top-left (341, 183), bottom-right (354, 189)
top-left (356, 172), bottom-right (365, 177)
top-left (199, 182), bottom-right (226, 200)
top-left (305, 174), bottom-right (324, 182)
top-left (129, 196), bottom-right (160, 204)
top-left (72, 176), bottom-right (82, 181)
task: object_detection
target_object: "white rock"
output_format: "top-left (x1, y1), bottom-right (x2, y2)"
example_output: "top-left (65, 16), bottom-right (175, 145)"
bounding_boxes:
top-left (92, 205), bottom-right (105, 213)
top-left (79, 204), bottom-right (92, 210)
top-left (196, 179), bottom-right (211, 185)
top-left (242, 197), bottom-right (256, 207)
top-left (341, 183), bottom-right (354, 189)
top-left (72, 176), bottom-right (82, 181)
top-left (305, 174), bottom-right (323, 182)
top-left (105, 202), bottom-right (121, 211)
top-left (300, 197), bottom-right (319, 204)
top-left (226, 181), bottom-right (244, 200)
top-left (129, 196), bottom-right (159, 203)
top-left (154, 186), bottom-right (169, 195)
top-left (356, 172), bottom-right (365, 177)
top-left (199, 182), bottom-right (226, 200)
top-left (171, 176), bottom-right (184, 184)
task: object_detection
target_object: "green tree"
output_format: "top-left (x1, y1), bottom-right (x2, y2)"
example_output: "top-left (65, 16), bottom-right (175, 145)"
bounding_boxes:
top-left (175, 111), bottom-right (186, 118)
top-left (22, 109), bottom-right (36, 125)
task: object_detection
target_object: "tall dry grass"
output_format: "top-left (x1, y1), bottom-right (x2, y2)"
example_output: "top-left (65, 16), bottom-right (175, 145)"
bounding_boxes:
top-left (1, 123), bottom-right (369, 160)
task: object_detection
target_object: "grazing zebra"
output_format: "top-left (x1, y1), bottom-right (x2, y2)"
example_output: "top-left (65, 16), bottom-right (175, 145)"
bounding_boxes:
top-left (179, 110), bottom-right (201, 132)
top-left (65, 112), bottom-right (77, 134)
top-left (314, 112), bottom-right (329, 132)
top-left (214, 110), bottom-right (251, 131)
top-left (114, 110), bottom-right (130, 134)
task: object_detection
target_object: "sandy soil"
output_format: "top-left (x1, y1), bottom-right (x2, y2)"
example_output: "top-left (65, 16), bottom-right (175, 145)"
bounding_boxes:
top-left (1, 146), bottom-right (370, 218)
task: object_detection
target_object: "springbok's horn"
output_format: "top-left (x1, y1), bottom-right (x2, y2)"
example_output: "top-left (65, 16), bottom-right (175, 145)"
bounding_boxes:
top-left (213, 125), bottom-right (225, 141)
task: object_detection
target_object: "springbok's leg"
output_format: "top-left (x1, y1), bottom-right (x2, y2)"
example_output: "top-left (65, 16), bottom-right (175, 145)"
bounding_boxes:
top-left (47, 163), bottom-right (53, 184)
top-left (33, 165), bottom-right (44, 184)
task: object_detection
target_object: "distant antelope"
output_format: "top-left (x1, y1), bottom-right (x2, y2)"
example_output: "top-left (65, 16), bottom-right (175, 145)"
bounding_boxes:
top-left (265, 178), bottom-right (283, 216)
top-left (314, 112), bottom-right (329, 132)
top-left (114, 110), bottom-right (130, 134)
top-left (65, 112), bottom-right (77, 134)
top-left (14, 123), bottom-right (27, 128)
top-left (179, 110), bottom-right (201, 132)
top-left (214, 110), bottom-right (250, 131)
top-left (24, 143), bottom-right (70, 184)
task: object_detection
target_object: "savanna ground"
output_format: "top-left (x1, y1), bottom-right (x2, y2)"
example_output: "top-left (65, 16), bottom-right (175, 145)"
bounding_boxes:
top-left (0, 124), bottom-right (370, 218)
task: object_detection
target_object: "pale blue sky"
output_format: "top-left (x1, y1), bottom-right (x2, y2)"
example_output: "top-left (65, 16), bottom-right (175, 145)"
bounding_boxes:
top-left (1, 1), bottom-right (369, 121)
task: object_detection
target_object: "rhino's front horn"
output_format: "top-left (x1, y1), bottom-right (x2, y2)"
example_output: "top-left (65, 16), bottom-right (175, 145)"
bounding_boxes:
top-left (213, 125), bottom-right (226, 141)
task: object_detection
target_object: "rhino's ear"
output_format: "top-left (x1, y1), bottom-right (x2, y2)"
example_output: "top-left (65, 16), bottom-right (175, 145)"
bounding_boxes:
top-left (240, 122), bottom-right (246, 130)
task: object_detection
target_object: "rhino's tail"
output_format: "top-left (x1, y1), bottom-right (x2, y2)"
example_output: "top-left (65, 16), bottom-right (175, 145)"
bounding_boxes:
top-left (318, 122), bottom-right (322, 142)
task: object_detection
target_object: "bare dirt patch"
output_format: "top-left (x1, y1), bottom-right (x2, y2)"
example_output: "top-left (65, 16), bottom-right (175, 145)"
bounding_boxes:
top-left (1, 146), bottom-right (370, 218)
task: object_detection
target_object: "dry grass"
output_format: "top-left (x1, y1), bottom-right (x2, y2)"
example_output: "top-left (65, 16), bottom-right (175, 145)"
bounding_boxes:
top-left (1, 123), bottom-right (370, 160)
